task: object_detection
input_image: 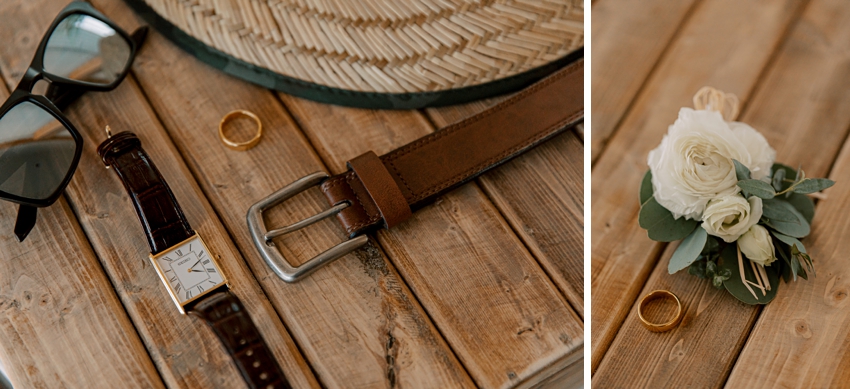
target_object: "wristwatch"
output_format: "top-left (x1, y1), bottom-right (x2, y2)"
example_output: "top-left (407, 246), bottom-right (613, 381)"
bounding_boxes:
top-left (98, 131), bottom-right (289, 389)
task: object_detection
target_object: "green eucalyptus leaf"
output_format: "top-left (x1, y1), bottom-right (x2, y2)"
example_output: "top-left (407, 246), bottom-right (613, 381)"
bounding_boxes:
top-left (762, 199), bottom-right (802, 223)
top-left (771, 232), bottom-right (806, 253)
top-left (763, 201), bottom-right (810, 238)
top-left (702, 236), bottom-right (720, 255)
top-left (776, 243), bottom-right (795, 282)
top-left (792, 256), bottom-right (808, 280)
top-left (706, 259), bottom-right (718, 276)
top-left (780, 258), bottom-right (792, 283)
top-left (668, 227), bottom-right (707, 274)
top-left (689, 260), bottom-right (708, 279)
top-left (772, 168), bottom-right (786, 192)
top-left (738, 179), bottom-right (776, 199)
top-left (719, 244), bottom-right (780, 305)
top-left (772, 163), bottom-right (798, 194)
top-left (639, 197), bottom-right (699, 242)
top-left (790, 244), bottom-right (815, 277)
top-left (640, 170), bottom-right (653, 205)
top-left (712, 276), bottom-right (724, 289)
top-left (734, 159), bottom-right (751, 181)
top-left (785, 193), bottom-right (815, 224)
top-left (793, 178), bottom-right (835, 194)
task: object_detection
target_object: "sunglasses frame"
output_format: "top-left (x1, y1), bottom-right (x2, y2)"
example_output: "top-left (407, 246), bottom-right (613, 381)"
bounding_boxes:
top-left (0, 1), bottom-right (140, 208)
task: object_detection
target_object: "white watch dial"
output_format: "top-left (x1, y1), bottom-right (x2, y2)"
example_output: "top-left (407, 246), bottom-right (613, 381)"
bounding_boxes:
top-left (151, 235), bottom-right (226, 306)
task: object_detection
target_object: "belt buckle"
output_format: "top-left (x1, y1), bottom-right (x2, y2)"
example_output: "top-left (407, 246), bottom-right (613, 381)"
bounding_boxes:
top-left (247, 172), bottom-right (369, 282)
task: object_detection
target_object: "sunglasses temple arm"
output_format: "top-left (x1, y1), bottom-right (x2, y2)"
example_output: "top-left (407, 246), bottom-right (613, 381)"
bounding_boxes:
top-left (131, 26), bottom-right (149, 48)
top-left (14, 205), bottom-right (37, 242)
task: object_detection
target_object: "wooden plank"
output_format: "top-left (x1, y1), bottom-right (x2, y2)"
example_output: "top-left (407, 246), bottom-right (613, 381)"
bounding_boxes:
top-left (426, 101), bottom-right (585, 317)
top-left (0, 67), bottom-right (163, 389)
top-left (93, 1), bottom-right (477, 387)
top-left (590, 0), bottom-right (804, 372)
top-left (0, 4), bottom-right (157, 388)
top-left (279, 95), bottom-right (583, 388)
top-left (0, 83), bottom-right (164, 387)
top-left (0, 1), bottom-right (321, 387)
top-left (595, 0), bottom-right (850, 386)
top-left (721, 0), bottom-right (850, 386)
top-left (590, 0), bottom-right (699, 161)
top-left (0, 199), bottom-right (165, 389)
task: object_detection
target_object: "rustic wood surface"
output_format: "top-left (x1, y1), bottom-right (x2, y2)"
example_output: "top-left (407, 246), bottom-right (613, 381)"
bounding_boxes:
top-left (0, 0), bottom-right (584, 388)
top-left (426, 101), bottom-right (586, 317)
top-left (278, 93), bottom-right (583, 389)
top-left (592, 0), bottom-right (850, 387)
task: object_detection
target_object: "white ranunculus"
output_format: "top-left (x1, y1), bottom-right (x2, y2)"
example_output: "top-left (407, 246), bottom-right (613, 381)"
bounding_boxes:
top-left (738, 225), bottom-right (777, 266)
top-left (701, 195), bottom-right (763, 243)
top-left (647, 108), bottom-right (776, 220)
top-left (730, 122), bottom-right (775, 180)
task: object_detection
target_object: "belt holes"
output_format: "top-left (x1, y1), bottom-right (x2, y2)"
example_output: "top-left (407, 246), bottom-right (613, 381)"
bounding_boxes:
top-left (247, 350), bottom-right (254, 357)
top-left (253, 361), bottom-right (261, 368)
top-left (260, 372), bottom-right (268, 380)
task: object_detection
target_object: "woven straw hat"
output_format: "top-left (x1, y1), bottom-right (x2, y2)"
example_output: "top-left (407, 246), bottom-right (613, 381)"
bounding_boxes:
top-left (126, 0), bottom-right (583, 108)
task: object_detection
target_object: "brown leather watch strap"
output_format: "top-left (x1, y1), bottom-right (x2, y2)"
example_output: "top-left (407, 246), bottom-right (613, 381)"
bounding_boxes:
top-left (190, 291), bottom-right (289, 389)
top-left (98, 132), bottom-right (289, 389)
top-left (321, 58), bottom-right (584, 237)
top-left (97, 132), bottom-right (194, 254)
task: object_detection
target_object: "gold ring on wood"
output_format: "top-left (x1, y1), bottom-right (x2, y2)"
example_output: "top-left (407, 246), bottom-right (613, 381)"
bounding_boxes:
top-left (638, 290), bottom-right (684, 332)
top-left (219, 110), bottom-right (262, 151)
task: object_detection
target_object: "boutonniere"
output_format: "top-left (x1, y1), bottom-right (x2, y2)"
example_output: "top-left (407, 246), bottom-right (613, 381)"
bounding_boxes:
top-left (639, 87), bottom-right (834, 304)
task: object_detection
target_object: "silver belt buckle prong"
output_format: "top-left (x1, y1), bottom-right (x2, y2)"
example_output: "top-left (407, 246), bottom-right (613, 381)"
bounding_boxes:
top-left (247, 171), bottom-right (369, 282)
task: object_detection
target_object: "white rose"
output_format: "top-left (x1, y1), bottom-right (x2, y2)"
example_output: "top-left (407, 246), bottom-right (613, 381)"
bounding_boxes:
top-left (730, 122), bottom-right (775, 180)
top-left (701, 195), bottom-right (763, 243)
top-left (738, 225), bottom-right (777, 266)
top-left (647, 108), bottom-right (775, 220)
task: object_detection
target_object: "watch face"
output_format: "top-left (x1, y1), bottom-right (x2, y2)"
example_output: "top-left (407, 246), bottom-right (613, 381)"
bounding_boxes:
top-left (150, 234), bottom-right (227, 310)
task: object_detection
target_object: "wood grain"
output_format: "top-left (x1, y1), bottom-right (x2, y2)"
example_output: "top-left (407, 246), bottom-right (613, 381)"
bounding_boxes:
top-left (426, 101), bottom-right (585, 317)
top-left (590, 0), bottom-right (804, 372)
top-left (595, 0), bottom-right (850, 386)
top-left (593, 248), bottom-right (759, 388)
top-left (96, 1), bottom-right (477, 386)
top-left (280, 95), bottom-right (583, 389)
top-left (63, 79), bottom-right (319, 389)
top-left (722, 0), bottom-right (850, 386)
top-left (0, 1), bottom-right (321, 387)
top-left (0, 199), bottom-right (164, 388)
top-left (590, 0), bottom-right (699, 161)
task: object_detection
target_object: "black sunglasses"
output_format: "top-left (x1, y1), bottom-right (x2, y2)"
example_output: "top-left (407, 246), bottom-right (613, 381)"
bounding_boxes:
top-left (0, 1), bottom-right (147, 242)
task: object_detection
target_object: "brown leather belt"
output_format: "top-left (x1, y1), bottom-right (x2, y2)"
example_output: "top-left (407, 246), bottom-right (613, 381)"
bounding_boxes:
top-left (248, 58), bottom-right (583, 282)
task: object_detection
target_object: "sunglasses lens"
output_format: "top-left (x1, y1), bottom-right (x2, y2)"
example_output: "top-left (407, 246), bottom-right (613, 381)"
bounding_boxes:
top-left (0, 102), bottom-right (76, 201)
top-left (43, 14), bottom-right (132, 85)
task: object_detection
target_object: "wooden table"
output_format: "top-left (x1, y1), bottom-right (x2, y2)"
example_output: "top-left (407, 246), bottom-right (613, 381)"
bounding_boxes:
top-left (0, 1), bottom-right (584, 388)
top-left (592, 0), bottom-right (850, 387)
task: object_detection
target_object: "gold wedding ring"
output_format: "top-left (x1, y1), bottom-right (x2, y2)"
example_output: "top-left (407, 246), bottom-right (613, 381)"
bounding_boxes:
top-left (219, 110), bottom-right (262, 151)
top-left (638, 290), bottom-right (684, 332)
